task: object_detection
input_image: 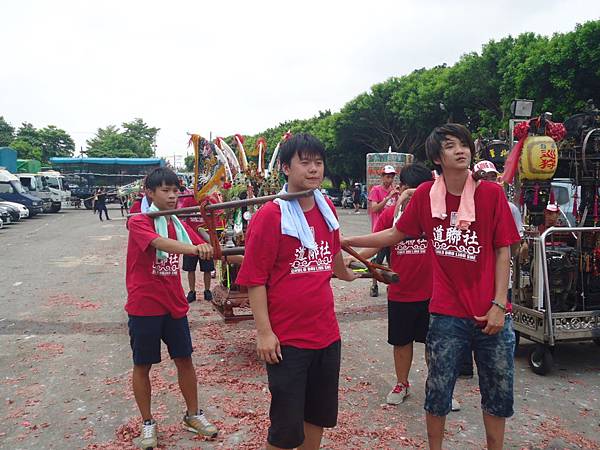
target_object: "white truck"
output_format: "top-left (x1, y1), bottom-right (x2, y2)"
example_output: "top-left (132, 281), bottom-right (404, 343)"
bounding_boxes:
top-left (38, 170), bottom-right (71, 212)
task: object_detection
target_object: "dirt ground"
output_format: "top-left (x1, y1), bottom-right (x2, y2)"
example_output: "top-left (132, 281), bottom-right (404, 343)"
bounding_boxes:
top-left (1, 206), bottom-right (599, 449)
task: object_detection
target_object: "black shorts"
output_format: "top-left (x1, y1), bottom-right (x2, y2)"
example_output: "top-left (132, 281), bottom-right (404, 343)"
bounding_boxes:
top-left (388, 300), bottom-right (430, 346)
top-left (128, 315), bottom-right (193, 365)
top-left (372, 247), bottom-right (390, 265)
top-left (266, 340), bottom-right (341, 449)
top-left (182, 254), bottom-right (215, 273)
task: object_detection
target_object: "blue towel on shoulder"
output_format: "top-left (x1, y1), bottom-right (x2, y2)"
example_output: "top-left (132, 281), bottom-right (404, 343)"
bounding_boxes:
top-left (141, 195), bottom-right (150, 213)
top-left (274, 184), bottom-right (339, 250)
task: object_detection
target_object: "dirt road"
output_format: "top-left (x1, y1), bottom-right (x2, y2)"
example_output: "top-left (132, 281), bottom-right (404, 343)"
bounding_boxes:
top-left (1, 207), bottom-right (599, 449)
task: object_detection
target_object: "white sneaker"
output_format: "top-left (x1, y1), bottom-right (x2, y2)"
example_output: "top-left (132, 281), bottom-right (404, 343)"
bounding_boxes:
top-left (451, 397), bottom-right (461, 412)
top-left (386, 382), bottom-right (410, 405)
top-left (138, 420), bottom-right (157, 449)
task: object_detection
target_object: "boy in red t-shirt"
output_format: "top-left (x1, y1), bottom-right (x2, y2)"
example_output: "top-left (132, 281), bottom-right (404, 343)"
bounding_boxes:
top-left (180, 193), bottom-right (219, 304)
top-left (350, 163), bottom-right (434, 405)
top-left (236, 133), bottom-right (357, 450)
top-left (125, 168), bottom-right (218, 449)
top-left (367, 165), bottom-right (399, 297)
top-left (344, 124), bottom-right (520, 450)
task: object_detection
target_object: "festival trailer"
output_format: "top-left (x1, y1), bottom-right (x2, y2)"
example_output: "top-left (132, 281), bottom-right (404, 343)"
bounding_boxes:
top-left (509, 107), bottom-right (600, 375)
top-left (365, 152), bottom-right (414, 196)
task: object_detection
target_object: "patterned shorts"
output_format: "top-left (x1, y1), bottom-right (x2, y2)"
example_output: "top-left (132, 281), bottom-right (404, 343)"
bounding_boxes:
top-left (425, 313), bottom-right (515, 417)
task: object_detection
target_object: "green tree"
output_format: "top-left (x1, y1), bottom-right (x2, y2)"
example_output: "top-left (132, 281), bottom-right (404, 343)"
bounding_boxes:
top-left (38, 125), bottom-right (75, 160)
top-left (242, 20), bottom-right (600, 181)
top-left (184, 154), bottom-right (195, 171)
top-left (0, 116), bottom-right (15, 146)
top-left (122, 118), bottom-right (160, 157)
top-left (85, 119), bottom-right (159, 158)
top-left (14, 122), bottom-right (42, 148)
top-left (10, 139), bottom-right (42, 160)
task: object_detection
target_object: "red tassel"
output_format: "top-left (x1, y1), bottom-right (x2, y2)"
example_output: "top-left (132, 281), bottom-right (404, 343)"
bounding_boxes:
top-left (594, 190), bottom-right (599, 223)
top-left (501, 136), bottom-right (527, 184)
top-left (573, 191), bottom-right (578, 218)
top-left (549, 189), bottom-right (555, 205)
top-left (533, 184), bottom-right (539, 206)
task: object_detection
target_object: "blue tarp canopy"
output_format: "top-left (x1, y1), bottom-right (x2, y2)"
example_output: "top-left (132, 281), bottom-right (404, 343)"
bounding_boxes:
top-left (49, 157), bottom-right (166, 188)
top-left (49, 157), bottom-right (165, 166)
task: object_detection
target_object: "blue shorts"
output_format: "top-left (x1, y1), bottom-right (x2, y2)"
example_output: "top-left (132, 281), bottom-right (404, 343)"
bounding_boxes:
top-left (425, 313), bottom-right (515, 418)
top-left (128, 315), bottom-right (193, 365)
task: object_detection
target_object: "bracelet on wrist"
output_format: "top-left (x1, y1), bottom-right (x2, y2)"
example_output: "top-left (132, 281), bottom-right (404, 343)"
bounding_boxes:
top-left (491, 300), bottom-right (507, 312)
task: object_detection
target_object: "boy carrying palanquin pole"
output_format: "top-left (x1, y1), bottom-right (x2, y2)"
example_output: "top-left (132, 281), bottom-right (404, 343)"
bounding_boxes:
top-left (125, 167), bottom-right (219, 449)
top-left (344, 124), bottom-right (520, 450)
top-left (236, 133), bottom-right (358, 450)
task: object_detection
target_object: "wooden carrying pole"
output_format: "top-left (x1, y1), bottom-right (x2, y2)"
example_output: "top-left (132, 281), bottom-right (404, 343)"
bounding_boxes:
top-left (128, 189), bottom-right (314, 219)
top-left (342, 244), bottom-right (399, 284)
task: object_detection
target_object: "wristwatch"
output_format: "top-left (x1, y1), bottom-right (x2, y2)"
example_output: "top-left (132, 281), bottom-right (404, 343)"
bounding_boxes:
top-left (491, 300), bottom-right (507, 312)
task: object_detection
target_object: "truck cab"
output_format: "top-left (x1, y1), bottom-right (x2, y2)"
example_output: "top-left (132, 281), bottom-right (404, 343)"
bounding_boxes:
top-left (39, 170), bottom-right (71, 212)
top-left (0, 168), bottom-right (44, 216)
top-left (551, 179), bottom-right (579, 227)
top-left (18, 173), bottom-right (54, 212)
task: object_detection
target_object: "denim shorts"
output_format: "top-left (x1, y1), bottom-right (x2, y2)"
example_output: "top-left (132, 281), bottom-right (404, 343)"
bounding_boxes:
top-left (425, 313), bottom-right (515, 418)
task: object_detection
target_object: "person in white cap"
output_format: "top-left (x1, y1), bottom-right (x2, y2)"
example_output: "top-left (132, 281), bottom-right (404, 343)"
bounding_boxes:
top-left (473, 160), bottom-right (501, 183)
top-left (540, 202), bottom-right (561, 233)
top-left (367, 165), bottom-right (400, 296)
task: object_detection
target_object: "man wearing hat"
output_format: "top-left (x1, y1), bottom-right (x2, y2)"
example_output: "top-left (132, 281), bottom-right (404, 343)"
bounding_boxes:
top-left (367, 165), bottom-right (400, 296)
top-left (539, 202), bottom-right (562, 233)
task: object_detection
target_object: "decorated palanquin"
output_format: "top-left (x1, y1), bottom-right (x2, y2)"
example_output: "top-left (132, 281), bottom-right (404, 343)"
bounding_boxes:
top-left (185, 132), bottom-right (289, 321)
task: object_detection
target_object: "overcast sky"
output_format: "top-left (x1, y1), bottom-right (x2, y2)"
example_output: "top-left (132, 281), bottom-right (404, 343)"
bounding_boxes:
top-left (1, 0), bottom-right (599, 164)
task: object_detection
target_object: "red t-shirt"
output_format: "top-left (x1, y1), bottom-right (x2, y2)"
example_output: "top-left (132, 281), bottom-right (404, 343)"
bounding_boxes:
top-left (129, 199), bottom-right (141, 214)
top-left (180, 195), bottom-right (206, 232)
top-left (125, 215), bottom-right (204, 318)
top-left (368, 185), bottom-right (396, 231)
top-left (180, 194), bottom-right (225, 231)
top-left (374, 206), bottom-right (431, 302)
top-left (395, 181), bottom-right (520, 318)
top-left (235, 199), bottom-right (341, 350)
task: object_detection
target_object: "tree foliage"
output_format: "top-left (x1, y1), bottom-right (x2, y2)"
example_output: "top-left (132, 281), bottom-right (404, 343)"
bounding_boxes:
top-left (0, 116), bottom-right (15, 147)
top-left (86, 118), bottom-right (159, 158)
top-left (184, 154), bottom-right (195, 172)
top-left (4, 121), bottom-right (75, 162)
top-left (245, 20), bottom-right (600, 186)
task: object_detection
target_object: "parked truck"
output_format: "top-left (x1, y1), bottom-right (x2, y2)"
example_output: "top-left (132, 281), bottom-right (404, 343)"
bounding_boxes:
top-left (39, 170), bottom-right (71, 212)
top-left (18, 173), bottom-right (54, 212)
top-left (0, 168), bottom-right (44, 216)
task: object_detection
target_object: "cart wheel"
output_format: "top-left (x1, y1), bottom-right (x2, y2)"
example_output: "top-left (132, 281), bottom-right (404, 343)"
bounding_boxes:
top-left (593, 338), bottom-right (600, 347)
top-left (529, 344), bottom-right (553, 375)
top-left (514, 331), bottom-right (521, 356)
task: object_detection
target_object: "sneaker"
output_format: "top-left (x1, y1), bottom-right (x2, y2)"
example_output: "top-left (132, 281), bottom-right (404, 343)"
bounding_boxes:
top-left (186, 291), bottom-right (197, 304)
top-left (183, 410), bottom-right (218, 438)
top-left (458, 372), bottom-right (473, 379)
top-left (386, 382), bottom-right (410, 405)
top-left (451, 397), bottom-right (461, 412)
top-left (204, 290), bottom-right (213, 302)
top-left (355, 211), bottom-right (360, 214)
top-left (370, 284), bottom-right (379, 297)
top-left (139, 419), bottom-right (157, 449)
